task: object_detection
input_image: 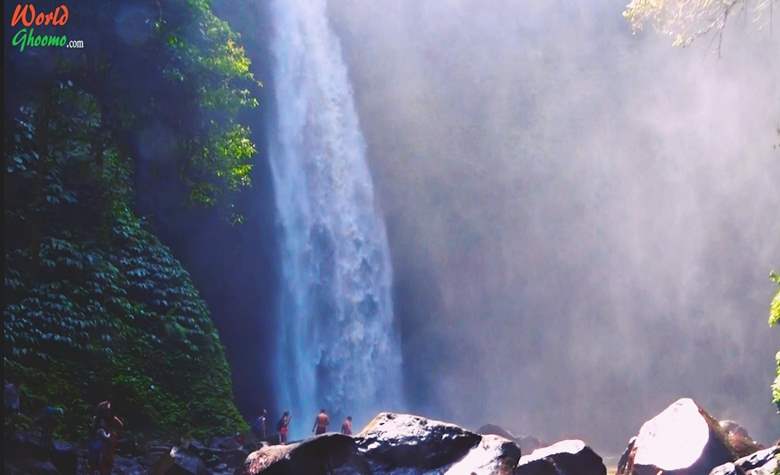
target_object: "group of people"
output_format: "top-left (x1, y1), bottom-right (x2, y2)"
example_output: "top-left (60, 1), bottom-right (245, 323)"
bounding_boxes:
top-left (251, 409), bottom-right (292, 444)
top-left (312, 409), bottom-right (352, 436)
top-left (4, 382), bottom-right (123, 475)
top-left (251, 408), bottom-right (353, 445)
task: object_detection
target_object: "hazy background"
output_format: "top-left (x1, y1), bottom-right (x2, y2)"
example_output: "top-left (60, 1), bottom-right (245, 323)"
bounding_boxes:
top-left (320, 0), bottom-right (780, 452)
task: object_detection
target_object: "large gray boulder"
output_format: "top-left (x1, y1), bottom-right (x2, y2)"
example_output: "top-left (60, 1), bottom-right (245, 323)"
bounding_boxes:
top-left (445, 434), bottom-right (522, 475)
top-left (478, 424), bottom-right (545, 454)
top-left (355, 412), bottom-right (481, 472)
top-left (709, 445), bottom-right (779, 475)
top-left (151, 446), bottom-right (209, 475)
top-left (112, 455), bottom-right (148, 475)
top-left (515, 439), bottom-right (606, 475)
top-left (616, 398), bottom-right (736, 475)
top-left (238, 412), bottom-right (523, 475)
top-left (238, 433), bottom-right (369, 475)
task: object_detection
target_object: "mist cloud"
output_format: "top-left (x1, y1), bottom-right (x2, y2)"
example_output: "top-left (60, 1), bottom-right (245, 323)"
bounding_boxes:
top-left (325, 0), bottom-right (780, 452)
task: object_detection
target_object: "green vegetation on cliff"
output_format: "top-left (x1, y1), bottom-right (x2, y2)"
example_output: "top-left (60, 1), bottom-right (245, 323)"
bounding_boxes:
top-left (4, 84), bottom-right (246, 440)
top-left (4, 0), bottom-right (259, 440)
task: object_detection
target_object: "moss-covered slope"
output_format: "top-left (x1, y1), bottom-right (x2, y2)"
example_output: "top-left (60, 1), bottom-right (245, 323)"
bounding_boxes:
top-left (4, 84), bottom-right (247, 441)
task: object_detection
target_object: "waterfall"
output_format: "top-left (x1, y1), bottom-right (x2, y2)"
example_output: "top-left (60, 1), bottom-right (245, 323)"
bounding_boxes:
top-left (268, 0), bottom-right (402, 437)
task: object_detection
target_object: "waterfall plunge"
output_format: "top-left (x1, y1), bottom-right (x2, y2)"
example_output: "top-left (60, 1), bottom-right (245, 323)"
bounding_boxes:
top-left (268, 0), bottom-right (402, 437)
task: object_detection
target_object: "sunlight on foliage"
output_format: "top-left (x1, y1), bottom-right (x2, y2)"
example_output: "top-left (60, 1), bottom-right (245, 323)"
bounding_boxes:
top-left (623, 0), bottom-right (776, 47)
top-left (150, 0), bottom-right (261, 214)
top-left (771, 272), bottom-right (780, 409)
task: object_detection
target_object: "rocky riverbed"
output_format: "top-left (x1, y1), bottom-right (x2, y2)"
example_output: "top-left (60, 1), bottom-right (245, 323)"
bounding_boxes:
top-left (4, 398), bottom-right (778, 475)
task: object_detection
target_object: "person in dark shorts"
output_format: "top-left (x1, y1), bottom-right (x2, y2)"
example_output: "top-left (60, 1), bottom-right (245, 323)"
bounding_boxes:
top-left (277, 411), bottom-right (291, 444)
top-left (88, 400), bottom-right (123, 475)
top-left (312, 409), bottom-right (329, 435)
top-left (340, 416), bottom-right (352, 435)
top-left (252, 409), bottom-right (268, 441)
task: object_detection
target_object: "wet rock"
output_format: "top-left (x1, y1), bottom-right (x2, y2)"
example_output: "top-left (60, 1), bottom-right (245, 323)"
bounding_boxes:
top-left (616, 398), bottom-right (735, 475)
top-left (239, 413), bottom-right (522, 474)
top-left (239, 433), bottom-right (368, 475)
top-left (709, 445), bottom-right (779, 475)
top-left (718, 420), bottom-right (764, 458)
top-left (151, 446), bottom-right (209, 475)
top-left (355, 412), bottom-right (481, 472)
top-left (51, 440), bottom-right (77, 474)
top-left (8, 431), bottom-right (51, 459)
top-left (210, 435), bottom-right (243, 451)
top-left (112, 455), bottom-right (147, 475)
top-left (12, 459), bottom-right (59, 474)
top-left (616, 437), bottom-right (636, 475)
top-left (446, 433), bottom-right (522, 475)
top-left (515, 439), bottom-right (606, 475)
top-left (478, 424), bottom-right (544, 454)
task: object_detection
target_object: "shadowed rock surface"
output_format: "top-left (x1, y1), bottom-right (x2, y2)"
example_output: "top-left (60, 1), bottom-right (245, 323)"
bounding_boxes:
top-left (239, 434), bottom-right (369, 475)
top-left (240, 412), bottom-right (525, 474)
top-left (515, 439), bottom-right (606, 475)
top-left (718, 421), bottom-right (764, 459)
top-left (709, 445), bottom-right (779, 475)
top-left (355, 413), bottom-right (482, 472)
top-left (616, 398), bottom-right (736, 475)
top-left (478, 424), bottom-right (545, 454)
top-left (444, 434), bottom-right (522, 475)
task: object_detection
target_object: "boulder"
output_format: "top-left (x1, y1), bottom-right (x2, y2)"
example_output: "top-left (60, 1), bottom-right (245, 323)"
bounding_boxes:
top-left (238, 433), bottom-right (368, 475)
top-left (718, 420), bottom-right (764, 458)
top-left (355, 412), bottom-right (481, 472)
top-left (616, 398), bottom-right (736, 475)
top-left (445, 434), bottom-right (522, 475)
top-left (12, 459), bottom-right (59, 475)
top-left (478, 424), bottom-right (545, 454)
top-left (112, 455), bottom-right (148, 474)
top-left (709, 445), bottom-right (779, 475)
top-left (8, 431), bottom-right (51, 460)
top-left (151, 446), bottom-right (209, 475)
top-left (616, 437), bottom-right (636, 475)
top-left (3, 432), bottom-right (61, 475)
top-left (50, 440), bottom-right (77, 474)
top-left (210, 435), bottom-right (244, 451)
top-left (238, 412), bottom-right (524, 474)
top-left (515, 439), bottom-right (606, 475)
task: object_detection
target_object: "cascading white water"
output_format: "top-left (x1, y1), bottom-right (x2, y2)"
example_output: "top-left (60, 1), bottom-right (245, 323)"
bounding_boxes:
top-left (268, 0), bottom-right (402, 437)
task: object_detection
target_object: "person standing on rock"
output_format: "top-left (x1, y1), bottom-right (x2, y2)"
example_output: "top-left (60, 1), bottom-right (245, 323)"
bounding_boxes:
top-left (277, 411), bottom-right (291, 444)
top-left (312, 409), bottom-right (329, 435)
top-left (87, 400), bottom-right (123, 475)
top-left (252, 409), bottom-right (268, 442)
top-left (341, 416), bottom-right (353, 435)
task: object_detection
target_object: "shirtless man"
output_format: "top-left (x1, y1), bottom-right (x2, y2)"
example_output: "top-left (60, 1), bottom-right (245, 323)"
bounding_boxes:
top-left (312, 409), bottom-right (329, 435)
top-left (341, 416), bottom-right (352, 435)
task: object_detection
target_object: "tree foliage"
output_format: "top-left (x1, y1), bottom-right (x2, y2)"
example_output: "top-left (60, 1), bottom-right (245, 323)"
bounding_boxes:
top-left (770, 272), bottom-right (780, 410)
top-left (156, 0), bottom-right (260, 209)
top-left (4, 83), bottom-right (246, 440)
top-left (9, 0), bottom-right (261, 216)
top-left (623, 0), bottom-right (776, 47)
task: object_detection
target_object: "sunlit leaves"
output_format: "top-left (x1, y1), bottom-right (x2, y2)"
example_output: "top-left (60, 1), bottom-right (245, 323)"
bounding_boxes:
top-left (623, 0), bottom-right (775, 47)
top-left (155, 0), bottom-right (259, 213)
top-left (770, 272), bottom-right (780, 409)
